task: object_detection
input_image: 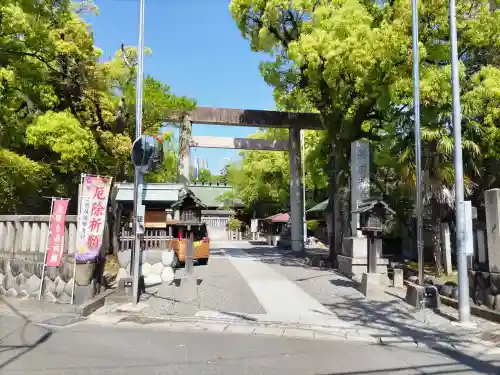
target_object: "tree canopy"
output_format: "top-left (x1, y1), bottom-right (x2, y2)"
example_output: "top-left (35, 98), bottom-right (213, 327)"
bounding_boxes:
top-left (0, 0), bottom-right (195, 213)
top-left (230, 0), bottom-right (500, 271)
top-left (225, 128), bottom-right (328, 217)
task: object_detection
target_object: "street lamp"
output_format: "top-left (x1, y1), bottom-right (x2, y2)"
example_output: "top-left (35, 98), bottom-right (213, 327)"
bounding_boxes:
top-left (131, 0), bottom-right (146, 306)
top-left (411, 0), bottom-right (424, 288)
top-left (449, 0), bottom-right (470, 323)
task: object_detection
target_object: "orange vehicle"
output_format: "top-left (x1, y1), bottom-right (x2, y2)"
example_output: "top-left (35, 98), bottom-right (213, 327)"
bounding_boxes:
top-left (168, 222), bottom-right (210, 268)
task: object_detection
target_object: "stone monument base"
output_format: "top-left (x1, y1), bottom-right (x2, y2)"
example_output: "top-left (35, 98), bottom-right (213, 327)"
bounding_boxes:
top-left (359, 273), bottom-right (382, 298)
top-left (339, 237), bottom-right (389, 281)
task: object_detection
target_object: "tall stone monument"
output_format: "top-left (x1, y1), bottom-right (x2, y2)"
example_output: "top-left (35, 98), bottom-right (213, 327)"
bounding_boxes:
top-left (350, 140), bottom-right (370, 237)
top-left (338, 140), bottom-right (389, 280)
top-left (485, 189), bottom-right (500, 273)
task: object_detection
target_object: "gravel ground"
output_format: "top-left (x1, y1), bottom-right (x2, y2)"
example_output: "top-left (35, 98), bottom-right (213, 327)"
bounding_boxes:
top-left (141, 257), bottom-right (265, 317)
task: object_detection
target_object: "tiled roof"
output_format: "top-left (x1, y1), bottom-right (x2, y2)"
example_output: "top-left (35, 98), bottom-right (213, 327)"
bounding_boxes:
top-left (114, 183), bottom-right (182, 202)
top-left (306, 199), bottom-right (328, 213)
top-left (113, 182), bottom-right (243, 209)
top-left (265, 212), bottom-right (290, 223)
top-left (190, 185), bottom-right (238, 208)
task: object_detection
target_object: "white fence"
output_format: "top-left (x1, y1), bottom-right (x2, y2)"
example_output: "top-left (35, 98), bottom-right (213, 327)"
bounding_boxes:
top-left (0, 215), bottom-right (78, 254)
top-left (119, 228), bottom-right (170, 251)
top-left (201, 215), bottom-right (229, 241)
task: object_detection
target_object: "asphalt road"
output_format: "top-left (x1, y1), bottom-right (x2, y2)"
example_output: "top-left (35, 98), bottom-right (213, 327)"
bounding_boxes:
top-left (1, 315), bottom-right (499, 375)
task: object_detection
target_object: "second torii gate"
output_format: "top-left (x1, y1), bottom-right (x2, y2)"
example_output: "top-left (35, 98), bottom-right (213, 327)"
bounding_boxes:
top-left (168, 107), bottom-right (323, 252)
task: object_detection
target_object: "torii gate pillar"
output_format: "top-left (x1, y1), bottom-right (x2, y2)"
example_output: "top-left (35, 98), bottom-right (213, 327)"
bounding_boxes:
top-left (289, 125), bottom-right (304, 252)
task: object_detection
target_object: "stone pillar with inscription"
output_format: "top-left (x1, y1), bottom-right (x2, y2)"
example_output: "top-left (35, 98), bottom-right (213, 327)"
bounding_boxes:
top-left (337, 140), bottom-right (389, 281)
top-left (351, 140), bottom-right (370, 236)
top-left (485, 189), bottom-right (500, 273)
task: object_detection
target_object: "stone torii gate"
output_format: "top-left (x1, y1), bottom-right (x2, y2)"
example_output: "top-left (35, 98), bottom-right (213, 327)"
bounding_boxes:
top-left (168, 107), bottom-right (323, 252)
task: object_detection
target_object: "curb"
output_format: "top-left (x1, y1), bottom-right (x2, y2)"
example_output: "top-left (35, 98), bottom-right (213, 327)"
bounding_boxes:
top-left (85, 310), bottom-right (493, 353)
top-left (77, 289), bottom-right (116, 317)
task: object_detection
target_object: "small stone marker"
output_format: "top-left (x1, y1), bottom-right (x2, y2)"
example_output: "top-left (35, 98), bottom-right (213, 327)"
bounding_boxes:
top-left (393, 268), bottom-right (404, 288)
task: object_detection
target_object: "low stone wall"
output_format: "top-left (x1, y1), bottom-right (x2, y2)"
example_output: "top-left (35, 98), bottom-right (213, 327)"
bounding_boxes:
top-left (403, 266), bottom-right (500, 312)
top-left (467, 270), bottom-right (500, 311)
top-left (0, 252), bottom-right (97, 304)
top-left (117, 249), bottom-right (175, 286)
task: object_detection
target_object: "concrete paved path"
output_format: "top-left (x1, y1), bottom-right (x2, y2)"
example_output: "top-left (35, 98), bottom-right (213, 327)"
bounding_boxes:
top-left (222, 246), bottom-right (339, 324)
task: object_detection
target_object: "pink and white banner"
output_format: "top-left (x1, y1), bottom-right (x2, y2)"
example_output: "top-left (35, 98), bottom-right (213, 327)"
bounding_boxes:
top-left (46, 199), bottom-right (69, 267)
top-left (75, 175), bottom-right (113, 262)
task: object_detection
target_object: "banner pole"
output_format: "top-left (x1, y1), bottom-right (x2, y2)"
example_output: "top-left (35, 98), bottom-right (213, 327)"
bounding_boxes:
top-left (39, 197), bottom-right (55, 301)
top-left (73, 174), bottom-right (85, 304)
top-left (71, 254), bottom-right (77, 304)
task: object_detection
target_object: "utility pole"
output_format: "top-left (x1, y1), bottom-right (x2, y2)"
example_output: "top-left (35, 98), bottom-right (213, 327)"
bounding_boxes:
top-left (411, 0), bottom-right (424, 286)
top-left (132, 0), bottom-right (146, 306)
top-left (301, 130), bottom-right (307, 248)
top-left (449, 0), bottom-right (470, 323)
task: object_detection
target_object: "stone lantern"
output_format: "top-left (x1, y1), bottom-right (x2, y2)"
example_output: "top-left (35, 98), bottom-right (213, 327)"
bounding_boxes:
top-left (352, 199), bottom-right (394, 297)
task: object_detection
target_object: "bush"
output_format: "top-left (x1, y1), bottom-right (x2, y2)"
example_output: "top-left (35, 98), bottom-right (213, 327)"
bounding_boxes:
top-left (307, 220), bottom-right (321, 232)
top-left (228, 217), bottom-right (242, 231)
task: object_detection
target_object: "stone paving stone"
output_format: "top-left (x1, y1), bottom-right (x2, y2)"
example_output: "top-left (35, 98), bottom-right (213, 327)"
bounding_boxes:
top-left (313, 329), bottom-right (347, 341)
top-left (196, 322), bottom-right (230, 332)
top-left (224, 324), bottom-right (256, 335)
top-left (168, 321), bottom-right (206, 332)
top-left (254, 326), bottom-right (285, 336)
top-left (283, 327), bottom-right (315, 339)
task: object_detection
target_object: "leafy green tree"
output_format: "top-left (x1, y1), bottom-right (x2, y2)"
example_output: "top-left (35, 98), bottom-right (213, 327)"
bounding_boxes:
top-left (145, 130), bottom-right (178, 183)
top-left (225, 128), bottom-right (328, 218)
top-left (231, 0), bottom-right (500, 272)
top-left (0, 0), bottom-right (195, 213)
top-left (190, 167), bottom-right (213, 184)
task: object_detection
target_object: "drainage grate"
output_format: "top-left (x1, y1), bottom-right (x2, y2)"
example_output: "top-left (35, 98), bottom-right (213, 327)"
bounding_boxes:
top-left (38, 315), bottom-right (86, 327)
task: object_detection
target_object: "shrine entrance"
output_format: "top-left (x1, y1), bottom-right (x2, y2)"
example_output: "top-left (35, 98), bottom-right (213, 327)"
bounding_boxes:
top-left (168, 107), bottom-right (323, 252)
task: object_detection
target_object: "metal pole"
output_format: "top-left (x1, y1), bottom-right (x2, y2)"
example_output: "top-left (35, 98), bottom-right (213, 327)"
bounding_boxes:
top-left (449, 0), bottom-right (470, 322)
top-left (411, 0), bottom-right (424, 286)
top-left (39, 197), bottom-right (55, 301)
top-left (132, 0), bottom-right (146, 306)
top-left (301, 130), bottom-right (307, 247)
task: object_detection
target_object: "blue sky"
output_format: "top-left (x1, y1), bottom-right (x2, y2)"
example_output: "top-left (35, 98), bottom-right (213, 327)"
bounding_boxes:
top-left (87, 0), bottom-right (276, 174)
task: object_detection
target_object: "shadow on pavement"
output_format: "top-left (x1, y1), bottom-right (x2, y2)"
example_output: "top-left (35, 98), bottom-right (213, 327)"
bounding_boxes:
top-left (227, 245), bottom-right (500, 374)
top-left (217, 311), bottom-right (258, 322)
top-left (232, 245), bottom-right (334, 272)
top-left (0, 296), bottom-right (53, 370)
top-left (318, 358), bottom-right (500, 374)
top-left (321, 295), bottom-right (500, 374)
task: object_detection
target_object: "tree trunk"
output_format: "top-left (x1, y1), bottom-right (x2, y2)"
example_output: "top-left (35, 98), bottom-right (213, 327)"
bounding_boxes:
top-left (327, 152), bottom-right (337, 265)
top-left (327, 150), bottom-right (346, 267)
top-left (431, 198), bottom-right (443, 277)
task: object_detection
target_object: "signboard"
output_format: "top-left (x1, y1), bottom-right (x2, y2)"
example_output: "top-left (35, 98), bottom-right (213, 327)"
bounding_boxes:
top-left (137, 204), bottom-right (145, 235)
top-left (251, 219), bottom-right (259, 233)
top-left (75, 175), bottom-right (113, 262)
top-left (463, 200), bottom-right (474, 256)
top-left (46, 199), bottom-right (69, 267)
